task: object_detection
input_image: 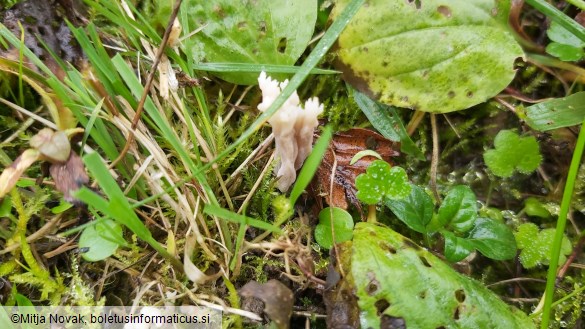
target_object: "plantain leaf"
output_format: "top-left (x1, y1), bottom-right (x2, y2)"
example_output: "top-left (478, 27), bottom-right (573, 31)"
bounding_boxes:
top-left (331, 0), bottom-right (523, 113)
top-left (346, 223), bottom-right (535, 328)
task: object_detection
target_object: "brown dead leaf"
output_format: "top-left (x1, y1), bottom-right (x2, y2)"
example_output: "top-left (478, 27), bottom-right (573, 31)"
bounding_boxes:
top-left (313, 128), bottom-right (400, 214)
top-left (239, 280), bottom-right (294, 329)
top-left (49, 151), bottom-right (88, 205)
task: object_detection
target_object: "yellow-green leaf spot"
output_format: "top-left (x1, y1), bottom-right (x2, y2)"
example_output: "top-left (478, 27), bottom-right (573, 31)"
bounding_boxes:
top-left (331, 0), bottom-right (524, 113)
top-left (514, 223), bottom-right (572, 269)
top-left (315, 207), bottom-right (354, 249)
top-left (355, 160), bottom-right (410, 205)
top-left (483, 130), bottom-right (542, 178)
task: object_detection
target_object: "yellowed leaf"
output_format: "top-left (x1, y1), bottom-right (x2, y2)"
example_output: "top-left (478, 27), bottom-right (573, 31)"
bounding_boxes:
top-left (0, 149), bottom-right (40, 198)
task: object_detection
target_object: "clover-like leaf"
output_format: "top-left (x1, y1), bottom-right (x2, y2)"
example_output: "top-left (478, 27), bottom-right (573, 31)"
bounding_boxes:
top-left (315, 207), bottom-right (354, 249)
top-left (546, 42), bottom-right (585, 62)
top-left (514, 223), bottom-right (572, 269)
top-left (547, 21), bottom-right (585, 48)
top-left (355, 160), bottom-right (410, 205)
top-left (483, 130), bottom-right (542, 178)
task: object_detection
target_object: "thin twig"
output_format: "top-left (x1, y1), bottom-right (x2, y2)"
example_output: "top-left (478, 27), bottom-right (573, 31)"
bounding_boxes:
top-left (110, 0), bottom-right (183, 168)
top-left (430, 114), bottom-right (441, 202)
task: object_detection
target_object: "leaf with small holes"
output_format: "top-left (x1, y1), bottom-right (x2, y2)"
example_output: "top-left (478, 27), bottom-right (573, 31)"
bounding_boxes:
top-left (347, 223), bottom-right (534, 328)
top-left (331, 0), bottom-right (523, 113)
top-left (178, 0), bottom-right (317, 84)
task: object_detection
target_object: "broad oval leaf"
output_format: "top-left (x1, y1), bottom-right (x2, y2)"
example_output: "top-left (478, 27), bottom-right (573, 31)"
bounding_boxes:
top-left (437, 185), bottom-right (477, 233)
top-left (467, 217), bottom-right (516, 260)
top-left (348, 223), bottom-right (534, 328)
top-left (331, 0), bottom-right (523, 113)
top-left (79, 219), bottom-right (123, 262)
top-left (181, 0), bottom-right (317, 85)
top-left (315, 207), bottom-right (354, 249)
top-left (442, 231), bottom-right (474, 262)
top-left (385, 184), bottom-right (433, 233)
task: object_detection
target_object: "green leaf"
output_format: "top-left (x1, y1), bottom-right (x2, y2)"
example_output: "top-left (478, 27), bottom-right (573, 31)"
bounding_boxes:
top-left (332, 0), bottom-right (523, 113)
top-left (442, 231), bottom-right (474, 262)
top-left (192, 63), bottom-right (339, 75)
top-left (79, 219), bottom-right (123, 262)
top-left (347, 223), bottom-right (534, 328)
top-left (466, 218), bottom-right (517, 260)
top-left (483, 130), bottom-right (542, 177)
top-left (314, 207), bottom-right (354, 249)
top-left (437, 185), bottom-right (477, 233)
top-left (385, 184), bottom-right (433, 233)
top-left (355, 160), bottom-right (410, 205)
top-left (523, 197), bottom-right (551, 219)
top-left (353, 89), bottom-right (425, 159)
top-left (181, 0), bottom-right (317, 84)
top-left (547, 21), bottom-right (585, 48)
top-left (545, 42), bottom-right (585, 61)
top-left (514, 223), bottom-right (572, 268)
top-left (0, 196), bottom-right (11, 217)
top-left (524, 91), bottom-right (585, 131)
top-left (203, 204), bottom-right (282, 233)
top-left (50, 200), bottom-right (73, 214)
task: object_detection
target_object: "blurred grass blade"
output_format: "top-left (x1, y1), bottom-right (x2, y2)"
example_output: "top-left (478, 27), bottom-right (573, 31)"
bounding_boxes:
top-left (540, 116), bottom-right (585, 328)
top-left (523, 91), bottom-right (585, 131)
top-left (353, 89), bottom-right (424, 159)
top-left (193, 63), bottom-right (339, 74)
top-left (289, 125), bottom-right (333, 205)
top-left (203, 205), bottom-right (282, 234)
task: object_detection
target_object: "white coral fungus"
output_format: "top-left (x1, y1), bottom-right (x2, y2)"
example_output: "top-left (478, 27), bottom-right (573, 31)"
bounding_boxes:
top-left (257, 71), bottom-right (323, 192)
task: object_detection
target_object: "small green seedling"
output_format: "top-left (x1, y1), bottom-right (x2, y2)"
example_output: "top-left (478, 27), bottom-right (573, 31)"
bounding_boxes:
top-left (314, 207), bottom-right (354, 249)
top-left (514, 223), bottom-right (572, 269)
top-left (355, 160), bottom-right (410, 205)
top-left (522, 197), bottom-right (552, 219)
top-left (546, 21), bottom-right (585, 62)
top-left (385, 185), bottom-right (517, 262)
top-left (483, 130), bottom-right (542, 178)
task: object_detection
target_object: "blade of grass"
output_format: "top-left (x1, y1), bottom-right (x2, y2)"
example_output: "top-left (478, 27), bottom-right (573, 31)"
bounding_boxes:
top-left (79, 98), bottom-right (105, 156)
top-left (203, 205), bottom-right (282, 234)
top-left (193, 63), bottom-right (339, 74)
top-left (525, 0), bottom-right (585, 43)
top-left (289, 125), bottom-right (333, 206)
top-left (540, 117), bottom-right (585, 328)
